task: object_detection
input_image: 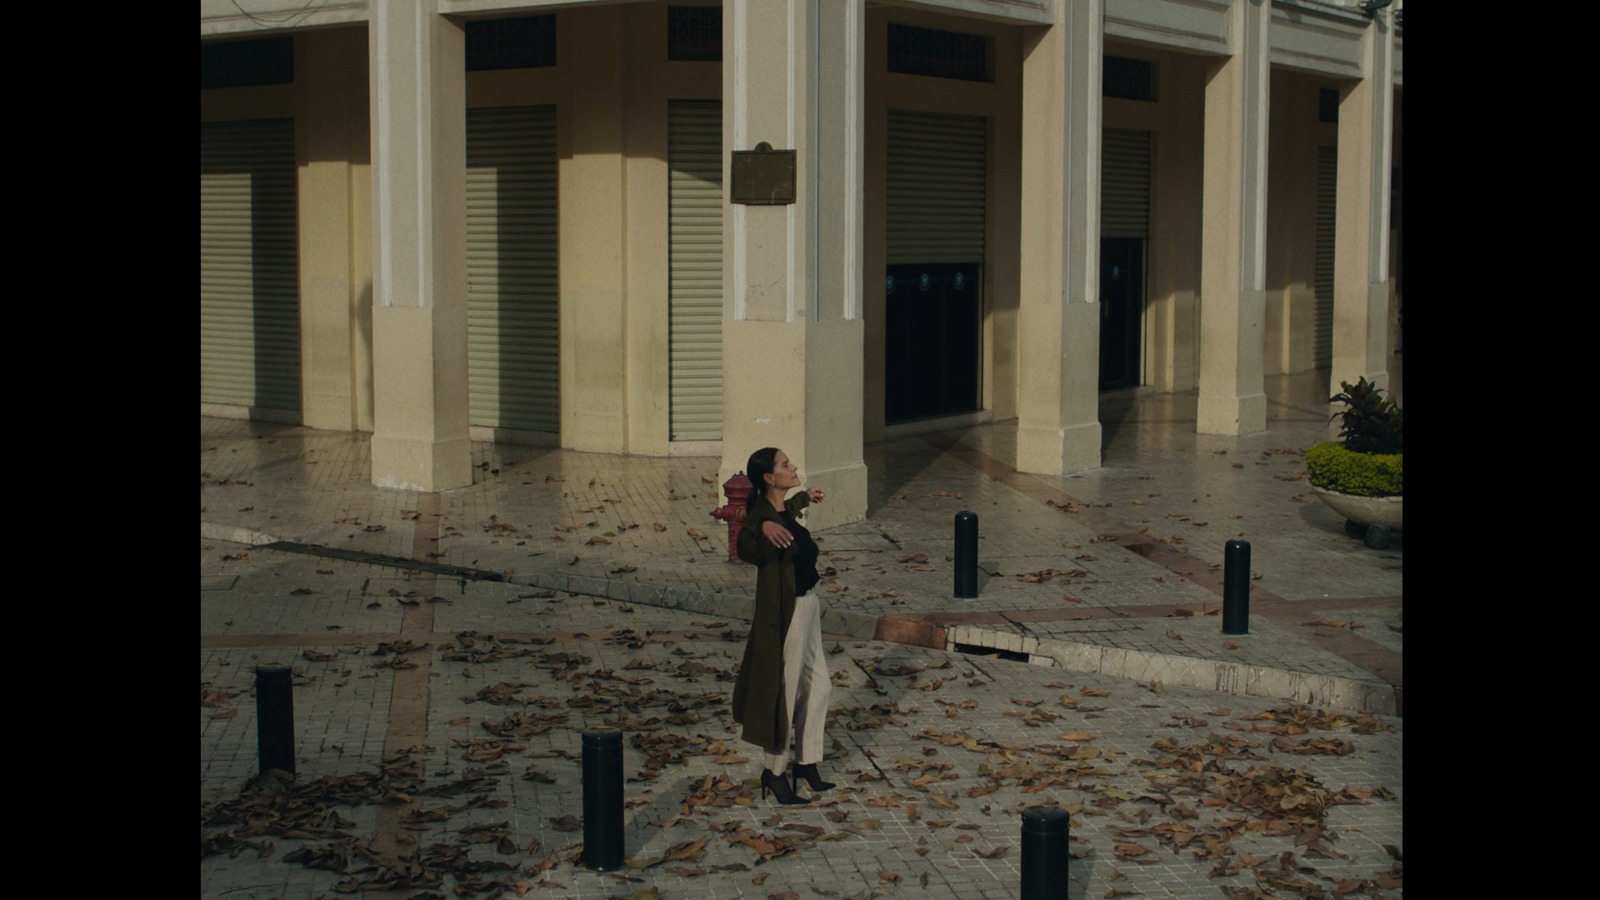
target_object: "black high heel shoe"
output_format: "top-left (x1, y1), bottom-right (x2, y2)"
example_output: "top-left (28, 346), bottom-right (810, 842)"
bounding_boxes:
top-left (761, 769), bottom-right (809, 805)
top-left (792, 763), bottom-right (835, 792)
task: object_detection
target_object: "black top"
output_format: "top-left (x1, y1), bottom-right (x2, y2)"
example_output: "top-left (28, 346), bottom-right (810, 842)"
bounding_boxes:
top-left (782, 511), bottom-right (820, 597)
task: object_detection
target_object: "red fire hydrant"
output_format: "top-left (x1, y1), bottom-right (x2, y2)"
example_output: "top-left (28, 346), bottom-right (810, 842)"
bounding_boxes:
top-left (710, 472), bottom-right (752, 562)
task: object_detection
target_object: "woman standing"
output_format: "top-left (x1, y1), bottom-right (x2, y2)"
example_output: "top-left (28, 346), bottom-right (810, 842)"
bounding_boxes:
top-left (731, 447), bottom-right (837, 804)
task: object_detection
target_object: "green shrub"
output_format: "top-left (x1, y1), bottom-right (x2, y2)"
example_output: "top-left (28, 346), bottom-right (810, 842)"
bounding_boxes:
top-left (1306, 441), bottom-right (1403, 497)
top-left (1328, 377), bottom-right (1402, 455)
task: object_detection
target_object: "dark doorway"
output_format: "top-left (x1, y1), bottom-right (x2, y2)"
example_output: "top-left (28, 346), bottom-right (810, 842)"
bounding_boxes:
top-left (1099, 238), bottom-right (1143, 390)
top-left (885, 263), bottom-right (981, 423)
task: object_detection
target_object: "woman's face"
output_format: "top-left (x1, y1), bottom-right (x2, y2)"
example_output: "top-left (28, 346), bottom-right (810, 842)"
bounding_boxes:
top-left (768, 451), bottom-right (800, 491)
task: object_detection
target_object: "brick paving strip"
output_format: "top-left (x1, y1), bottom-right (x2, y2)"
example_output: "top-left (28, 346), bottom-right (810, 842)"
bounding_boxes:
top-left (369, 491), bottom-right (441, 867)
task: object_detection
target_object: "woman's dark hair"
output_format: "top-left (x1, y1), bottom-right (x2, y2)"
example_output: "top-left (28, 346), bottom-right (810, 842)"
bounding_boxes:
top-left (745, 447), bottom-right (780, 511)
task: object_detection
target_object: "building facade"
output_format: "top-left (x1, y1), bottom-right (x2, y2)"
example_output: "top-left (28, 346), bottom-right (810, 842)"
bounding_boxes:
top-left (201, 0), bottom-right (1402, 529)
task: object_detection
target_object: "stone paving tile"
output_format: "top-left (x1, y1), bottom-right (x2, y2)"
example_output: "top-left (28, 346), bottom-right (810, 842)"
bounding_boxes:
top-left (201, 644), bottom-right (397, 803)
top-left (202, 378), bottom-right (1401, 714)
top-left (1069, 393), bottom-right (1403, 604)
top-left (203, 372), bottom-right (1405, 899)
top-left (201, 567), bottom-right (1402, 898)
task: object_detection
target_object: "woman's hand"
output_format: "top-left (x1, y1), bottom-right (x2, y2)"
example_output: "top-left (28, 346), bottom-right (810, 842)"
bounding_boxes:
top-left (807, 487), bottom-right (825, 504)
top-left (762, 519), bottom-right (795, 549)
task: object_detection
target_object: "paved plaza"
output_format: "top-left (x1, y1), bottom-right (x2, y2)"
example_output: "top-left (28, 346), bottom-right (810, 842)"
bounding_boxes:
top-left (201, 371), bottom-right (1402, 899)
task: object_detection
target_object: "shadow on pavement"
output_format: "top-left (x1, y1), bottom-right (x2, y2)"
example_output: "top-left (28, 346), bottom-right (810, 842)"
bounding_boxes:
top-left (623, 773), bottom-right (695, 861)
top-left (864, 436), bottom-right (954, 518)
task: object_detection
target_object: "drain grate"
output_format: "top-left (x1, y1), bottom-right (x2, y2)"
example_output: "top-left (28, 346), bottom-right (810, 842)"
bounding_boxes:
top-left (260, 541), bottom-right (506, 582)
top-left (953, 642), bottom-right (1029, 663)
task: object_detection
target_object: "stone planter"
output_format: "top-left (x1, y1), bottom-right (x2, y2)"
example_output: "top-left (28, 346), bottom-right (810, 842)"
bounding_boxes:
top-left (1312, 486), bottom-right (1402, 548)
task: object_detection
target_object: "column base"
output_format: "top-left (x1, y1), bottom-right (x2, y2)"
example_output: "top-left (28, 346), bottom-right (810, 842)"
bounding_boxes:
top-left (797, 460), bottom-right (868, 531)
top-left (1016, 421), bottom-right (1102, 475)
top-left (372, 435), bottom-right (472, 492)
top-left (1197, 391), bottom-right (1266, 436)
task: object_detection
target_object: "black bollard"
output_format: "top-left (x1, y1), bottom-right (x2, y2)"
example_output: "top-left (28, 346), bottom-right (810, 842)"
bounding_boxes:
top-left (1020, 805), bottom-right (1070, 899)
top-left (1222, 539), bottom-right (1251, 635)
top-left (954, 511), bottom-right (979, 599)
top-left (255, 665), bottom-right (296, 775)
top-left (582, 730), bottom-right (624, 870)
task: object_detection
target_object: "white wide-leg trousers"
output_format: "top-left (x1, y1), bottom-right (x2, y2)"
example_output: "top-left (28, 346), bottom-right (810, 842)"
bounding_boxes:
top-left (762, 591), bottom-right (831, 773)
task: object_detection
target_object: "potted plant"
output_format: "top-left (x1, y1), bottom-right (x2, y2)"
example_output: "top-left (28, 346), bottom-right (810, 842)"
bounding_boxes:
top-left (1306, 377), bottom-right (1402, 549)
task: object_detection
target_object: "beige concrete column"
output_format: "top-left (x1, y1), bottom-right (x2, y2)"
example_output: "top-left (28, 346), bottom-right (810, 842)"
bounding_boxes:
top-left (367, 2), bottom-right (471, 491)
top-left (1262, 70), bottom-right (1295, 376)
top-left (1144, 50), bottom-right (1204, 394)
top-left (621, 5), bottom-right (670, 456)
top-left (1197, 0), bottom-right (1270, 436)
top-left (1331, 4), bottom-right (1396, 414)
top-left (561, 5), bottom-right (630, 453)
top-left (719, 0), bottom-right (867, 530)
top-left (296, 28), bottom-right (368, 432)
top-left (1017, 0), bottom-right (1102, 476)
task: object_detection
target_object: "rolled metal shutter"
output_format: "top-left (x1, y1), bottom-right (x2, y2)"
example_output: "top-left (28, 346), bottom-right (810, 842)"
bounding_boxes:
top-left (1102, 128), bottom-right (1150, 238)
top-left (466, 105), bottom-right (559, 433)
top-left (668, 100), bottom-right (723, 442)
top-left (887, 109), bottom-right (986, 264)
top-left (1314, 145), bottom-right (1336, 368)
top-left (200, 118), bottom-right (300, 413)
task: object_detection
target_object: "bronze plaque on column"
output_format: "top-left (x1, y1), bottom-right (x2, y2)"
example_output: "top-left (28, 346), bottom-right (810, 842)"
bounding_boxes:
top-left (731, 142), bottom-right (796, 205)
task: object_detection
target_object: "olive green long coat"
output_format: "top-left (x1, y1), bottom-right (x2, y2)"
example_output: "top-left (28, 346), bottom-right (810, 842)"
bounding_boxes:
top-left (730, 490), bottom-right (812, 752)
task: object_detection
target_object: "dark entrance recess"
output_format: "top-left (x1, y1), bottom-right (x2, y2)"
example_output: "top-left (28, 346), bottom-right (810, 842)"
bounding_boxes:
top-left (885, 263), bottom-right (981, 423)
top-left (1099, 238), bottom-right (1144, 389)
